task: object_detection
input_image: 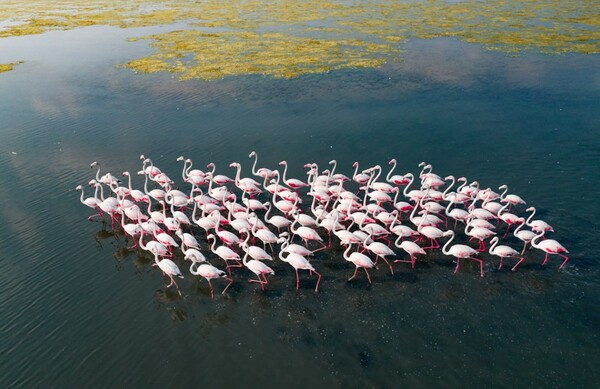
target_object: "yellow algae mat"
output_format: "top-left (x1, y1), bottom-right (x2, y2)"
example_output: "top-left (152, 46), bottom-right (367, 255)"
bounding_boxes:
top-left (1, 0), bottom-right (598, 79)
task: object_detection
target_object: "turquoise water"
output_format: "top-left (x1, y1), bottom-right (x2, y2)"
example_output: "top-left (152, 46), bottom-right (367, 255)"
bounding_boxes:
top-left (0, 27), bottom-right (599, 387)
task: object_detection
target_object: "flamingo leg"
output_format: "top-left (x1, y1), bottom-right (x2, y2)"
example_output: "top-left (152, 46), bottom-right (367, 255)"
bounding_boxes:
top-left (295, 268), bottom-right (300, 290)
top-left (558, 254), bottom-right (569, 270)
top-left (349, 267), bottom-right (359, 281)
top-left (381, 256), bottom-right (394, 275)
top-left (511, 257), bottom-right (525, 272)
top-left (542, 252), bottom-right (549, 266)
top-left (498, 257), bottom-right (504, 270)
top-left (453, 258), bottom-right (461, 274)
top-left (363, 268), bottom-right (372, 284)
top-left (469, 257), bottom-right (484, 277)
top-left (314, 271), bottom-right (322, 292)
top-left (520, 242), bottom-right (529, 255)
top-left (502, 224), bottom-right (512, 239)
top-left (207, 279), bottom-right (215, 300)
top-left (222, 277), bottom-right (233, 295)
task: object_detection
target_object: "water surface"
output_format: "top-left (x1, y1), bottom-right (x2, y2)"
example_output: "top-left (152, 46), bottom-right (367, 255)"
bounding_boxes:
top-left (0, 26), bottom-right (599, 387)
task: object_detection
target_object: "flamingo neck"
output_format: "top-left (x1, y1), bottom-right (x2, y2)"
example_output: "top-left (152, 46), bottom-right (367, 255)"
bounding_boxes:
top-left (525, 208), bottom-right (536, 226)
top-left (441, 232), bottom-right (454, 255)
top-left (531, 230), bottom-right (544, 248)
top-left (442, 176), bottom-right (455, 198)
top-left (386, 159), bottom-right (396, 182)
top-left (251, 153), bottom-right (259, 176)
top-left (403, 173), bottom-right (415, 197)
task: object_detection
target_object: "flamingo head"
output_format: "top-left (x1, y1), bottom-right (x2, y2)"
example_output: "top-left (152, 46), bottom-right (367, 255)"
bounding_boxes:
top-left (228, 162), bottom-right (238, 168)
top-left (328, 160), bottom-right (336, 165)
top-left (75, 185), bottom-right (82, 190)
top-left (498, 184), bottom-right (507, 190)
top-left (388, 159), bottom-right (395, 164)
top-left (90, 161), bottom-right (98, 168)
top-left (122, 171), bottom-right (129, 176)
top-left (88, 179), bottom-right (96, 186)
top-left (442, 230), bottom-right (454, 237)
top-left (278, 160), bottom-right (286, 166)
top-left (458, 177), bottom-right (467, 182)
top-left (444, 175), bottom-right (454, 180)
top-left (139, 154), bottom-right (145, 160)
top-left (303, 163), bottom-right (311, 169)
top-left (176, 156), bottom-right (184, 162)
top-left (249, 151), bottom-right (256, 157)
top-left (206, 162), bottom-right (214, 169)
top-left (526, 207), bottom-right (535, 212)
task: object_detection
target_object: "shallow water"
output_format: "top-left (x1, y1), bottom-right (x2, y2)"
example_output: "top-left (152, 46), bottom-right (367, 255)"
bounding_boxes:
top-left (0, 26), bottom-right (599, 387)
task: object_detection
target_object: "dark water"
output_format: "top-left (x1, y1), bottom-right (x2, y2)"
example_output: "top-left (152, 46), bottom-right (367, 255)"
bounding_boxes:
top-left (0, 27), bottom-right (599, 387)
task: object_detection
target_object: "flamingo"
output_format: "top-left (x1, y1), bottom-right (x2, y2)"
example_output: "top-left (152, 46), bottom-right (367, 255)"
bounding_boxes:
top-left (343, 244), bottom-right (375, 284)
top-left (139, 231), bottom-right (171, 257)
top-left (240, 232), bottom-right (273, 261)
top-left (531, 231), bottom-right (569, 269)
top-left (525, 207), bottom-right (554, 234)
top-left (394, 236), bottom-right (426, 269)
top-left (76, 184), bottom-right (100, 220)
top-left (207, 233), bottom-right (242, 274)
top-left (249, 213), bottom-right (279, 251)
top-left (277, 232), bottom-right (314, 257)
top-left (489, 237), bottom-right (525, 271)
top-left (229, 162), bottom-right (262, 195)
top-left (242, 247), bottom-right (275, 291)
top-left (279, 250), bottom-right (321, 292)
top-left (514, 218), bottom-right (536, 254)
top-left (189, 261), bottom-right (232, 299)
top-left (152, 252), bottom-right (183, 296)
top-left (498, 184), bottom-right (526, 210)
top-left (249, 151), bottom-right (274, 179)
top-left (362, 231), bottom-right (396, 275)
top-left (497, 202), bottom-right (521, 238)
top-left (441, 230), bottom-right (484, 277)
top-left (122, 171), bottom-right (146, 202)
top-left (352, 161), bottom-right (371, 186)
top-left (387, 159), bottom-right (411, 185)
top-left (278, 160), bottom-right (309, 190)
top-left (290, 218), bottom-right (326, 251)
top-left (465, 219), bottom-right (496, 252)
top-left (263, 202), bottom-right (292, 231)
top-left (206, 163), bottom-right (233, 186)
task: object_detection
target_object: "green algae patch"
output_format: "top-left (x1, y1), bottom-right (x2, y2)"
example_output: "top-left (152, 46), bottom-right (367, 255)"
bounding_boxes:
top-left (0, 61), bottom-right (23, 73)
top-left (0, 1), bottom-right (598, 80)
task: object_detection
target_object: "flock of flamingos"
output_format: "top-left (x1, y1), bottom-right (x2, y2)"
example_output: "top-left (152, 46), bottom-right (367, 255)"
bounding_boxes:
top-left (76, 153), bottom-right (569, 298)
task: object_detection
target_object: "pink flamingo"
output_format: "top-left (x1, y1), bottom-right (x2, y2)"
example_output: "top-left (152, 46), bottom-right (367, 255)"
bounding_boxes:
top-left (291, 218), bottom-right (327, 251)
top-left (278, 160), bottom-right (309, 190)
top-left (362, 231), bottom-right (396, 275)
top-left (525, 207), bottom-right (554, 234)
top-left (498, 202), bottom-right (521, 238)
top-left (514, 218), bottom-right (536, 254)
top-left (206, 163), bottom-right (233, 186)
top-left (249, 151), bottom-right (275, 179)
top-left (343, 244), bottom-right (375, 284)
top-left (387, 159), bottom-right (411, 185)
top-left (189, 261), bottom-right (232, 299)
top-left (352, 161), bottom-right (371, 186)
top-left (394, 235), bottom-right (426, 269)
top-left (279, 250), bottom-right (321, 292)
top-left (442, 230), bottom-right (484, 277)
top-left (531, 231), bottom-right (569, 269)
top-left (489, 237), bottom-right (525, 271)
top-left (152, 252), bottom-right (183, 296)
top-left (465, 219), bottom-right (496, 252)
top-left (207, 233), bottom-right (242, 275)
top-left (242, 247), bottom-right (275, 291)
